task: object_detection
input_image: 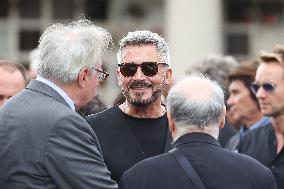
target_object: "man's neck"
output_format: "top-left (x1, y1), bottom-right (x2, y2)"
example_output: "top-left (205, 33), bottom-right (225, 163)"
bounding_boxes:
top-left (173, 127), bottom-right (219, 142)
top-left (55, 81), bottom-right (80, 110)
top-left (119, 100), bottom-right (165, 118)
top-left (271, 114), bottom-right (284, 134)
top-left (271, 114), bottom-right (284, 154)
top-left (243, 113), bottom-right (263, 129)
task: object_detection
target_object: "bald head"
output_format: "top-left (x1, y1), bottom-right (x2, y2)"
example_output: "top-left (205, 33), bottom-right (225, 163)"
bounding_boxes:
top-left (166, 74), bottom-right (225, 130)
top-left (174, 76), bottom-right (216, 103)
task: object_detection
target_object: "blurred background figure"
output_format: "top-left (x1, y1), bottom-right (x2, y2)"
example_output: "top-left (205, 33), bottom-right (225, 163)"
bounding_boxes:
top-left (28, 48), bottom-right (39, 80)
top-left (77, 95), bottom-right (107, 117)
top-left (0, 60), bottom-right (28, 107)
top-left (225, 60), bottom-right (270, 151)
top-left (186, 54), bottom-right (239, 147)
top-left (238, 45), bottom-right (284, 189)
top-left (112, 92), bottom-right (126, 106)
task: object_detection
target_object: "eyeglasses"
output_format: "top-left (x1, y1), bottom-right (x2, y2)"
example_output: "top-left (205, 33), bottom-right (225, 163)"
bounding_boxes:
top-left (118, 62), bottom-right (168, 77)
top-left (91, 68), bottom-right (109, 82)
top-left (250, 82), bottom-right (277, 95)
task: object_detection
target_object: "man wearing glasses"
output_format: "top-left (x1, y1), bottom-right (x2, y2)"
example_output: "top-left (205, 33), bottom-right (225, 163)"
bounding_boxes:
top-left (87, 30), bottom-right (173, 182)
top-left (225, 60), bottom-right (270, 151)
top-left (238, 45), bottom-right (284, 189)
top-left (0, 20), bottom-right (117, 189)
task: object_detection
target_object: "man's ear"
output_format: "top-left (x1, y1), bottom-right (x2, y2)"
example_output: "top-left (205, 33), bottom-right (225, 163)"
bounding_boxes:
top-left (219, 106), bottom-right (226, 129)
top-left (164, 68), bottom-right (173, 86)
top-left (78, 68), bottom-right (89, 88)
top-left (167, 111), bottom-right (176, 133)
top-left (117, 68), bottom-right (123, 87)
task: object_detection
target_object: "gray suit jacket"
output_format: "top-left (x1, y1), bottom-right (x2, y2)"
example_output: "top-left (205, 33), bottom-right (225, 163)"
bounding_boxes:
top-left (0, 80), bottom-right (117, 189)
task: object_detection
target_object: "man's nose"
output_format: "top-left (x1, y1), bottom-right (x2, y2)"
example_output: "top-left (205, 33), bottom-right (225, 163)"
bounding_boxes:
top-left (256, 87), bottom-right (267, 99)
top-left (227, 95), bottom-right (234, 106)
top-left (132, 66), bottom-right (145, 79)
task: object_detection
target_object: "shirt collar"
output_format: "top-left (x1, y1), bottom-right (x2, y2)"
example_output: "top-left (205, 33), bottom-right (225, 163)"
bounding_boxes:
top-left (173, 132), bottom-right (221, 149)
top-left (36, 75), bottom-right (76, 111)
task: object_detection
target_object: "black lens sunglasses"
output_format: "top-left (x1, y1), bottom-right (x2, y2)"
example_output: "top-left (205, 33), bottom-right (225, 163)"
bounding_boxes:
top-left (250, 82), bottom-right (277, 95)
top-left (118, 62), bottom-right (168, 77)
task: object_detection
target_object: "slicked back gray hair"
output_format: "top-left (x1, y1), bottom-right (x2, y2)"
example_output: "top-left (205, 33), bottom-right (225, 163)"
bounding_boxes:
top-left (166, 74), bottom-right (225, 129)
top-left (38, 19), bottom-right (112, 83)
top-left (117, 30), bottom-right (170, 65)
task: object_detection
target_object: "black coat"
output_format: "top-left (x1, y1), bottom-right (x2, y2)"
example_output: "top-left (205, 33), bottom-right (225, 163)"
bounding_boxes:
top-left (119, 133), bottom-right (276, 189)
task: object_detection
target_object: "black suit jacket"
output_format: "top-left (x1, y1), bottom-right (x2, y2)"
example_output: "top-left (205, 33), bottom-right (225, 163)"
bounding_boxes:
top-left (0, 80), bottom-right (117, 189)
top-left (86, 107), bottom-right (172, 182)
top-left (119, 133), bottom-right (276, 189)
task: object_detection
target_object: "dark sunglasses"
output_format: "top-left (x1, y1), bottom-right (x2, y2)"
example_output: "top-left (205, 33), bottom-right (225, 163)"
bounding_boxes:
top-left (118, 62), bottom-right (168, 77)
top-left (250, 82), bottom-right (276, 95)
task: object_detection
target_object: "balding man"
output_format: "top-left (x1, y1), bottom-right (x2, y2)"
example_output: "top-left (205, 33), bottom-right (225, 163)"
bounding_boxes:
top-left (0, 60), bottom-right (28, 107)
top-left (119, 75), bottom-right (276, 189)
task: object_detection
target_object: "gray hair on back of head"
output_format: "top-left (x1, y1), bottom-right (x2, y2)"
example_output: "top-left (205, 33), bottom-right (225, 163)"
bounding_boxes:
top-left (166, 74), bottom-right (225, 129)
top-left (186, 54), bottom-right (238, 85)
top-left (117, 30), bottom-right (170, 65)
top-left (38, 19), bottom-right (113, 83)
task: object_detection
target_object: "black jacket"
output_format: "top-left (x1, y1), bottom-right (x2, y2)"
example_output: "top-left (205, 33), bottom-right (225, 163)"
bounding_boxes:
top-left (120, 133), bottom-right (276, 189)
top-left (238, 124), bottom-right (284, 189)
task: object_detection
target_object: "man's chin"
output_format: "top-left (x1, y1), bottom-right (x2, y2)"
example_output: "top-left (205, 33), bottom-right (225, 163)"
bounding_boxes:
top-left (131, 101), bottom-right (149, 107)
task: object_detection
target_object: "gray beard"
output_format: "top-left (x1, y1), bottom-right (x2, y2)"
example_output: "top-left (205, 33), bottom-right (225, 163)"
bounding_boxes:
top-left (122, 78), bottom-right (166, 107)
top-left (122, 88), bottom-right (162, 107)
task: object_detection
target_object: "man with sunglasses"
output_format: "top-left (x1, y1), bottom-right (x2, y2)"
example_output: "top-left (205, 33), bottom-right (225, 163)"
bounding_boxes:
top-left (0, 20), bottom-right (117, 189)
top-left (225, 60), bottom-right (270, 151)
top-left (87, 30), bottom-right (173, 182)
top-left (238, 45), bottom-right (284, 189)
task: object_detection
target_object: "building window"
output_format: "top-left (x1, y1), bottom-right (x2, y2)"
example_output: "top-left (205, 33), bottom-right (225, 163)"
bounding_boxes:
top-left (225, 0), bottom-right (284, 24)
top-left (19, 30), bottom-right (40, 51)
top-left (0, 0), bottom-right (8, 18)
top-left (224, 0), bottom-right (252, 23)
top-left (225, 33), bottom-right (249, 55)
top-left (52, 0), bottom-right (75, 20)
top-left (259, 1), bottom-right (282, 24)
top-left (85, 0), bottom-right (109, 20)
top-left (18, 0), bottom-right (40, 18)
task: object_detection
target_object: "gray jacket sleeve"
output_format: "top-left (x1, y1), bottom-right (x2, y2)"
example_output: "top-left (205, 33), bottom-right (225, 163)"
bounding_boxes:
top-left (44, 114), bottom-right (118, 189)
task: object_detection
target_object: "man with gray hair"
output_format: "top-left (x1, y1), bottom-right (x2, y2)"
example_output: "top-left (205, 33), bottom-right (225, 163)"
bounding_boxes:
top-left (0, 20), bottom-right (117, 188)
top-left (186, 54), bottom-right (239, 147)
top-left (87, 30), bottom-right (173, 182)
top-left (119, 75), bottom-right (276, 189)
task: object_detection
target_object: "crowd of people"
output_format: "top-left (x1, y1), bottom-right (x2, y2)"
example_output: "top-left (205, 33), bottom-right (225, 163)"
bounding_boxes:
top-left (0, 19), bottom-right (283, 189)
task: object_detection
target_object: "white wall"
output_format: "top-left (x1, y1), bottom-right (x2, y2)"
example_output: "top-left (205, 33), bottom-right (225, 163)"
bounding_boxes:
top-left (165, 0), bottom-right (223, 76)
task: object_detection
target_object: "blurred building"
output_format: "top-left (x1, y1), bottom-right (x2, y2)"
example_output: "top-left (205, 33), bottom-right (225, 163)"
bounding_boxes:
top-left (1, 0), bottom-right (284, 105)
